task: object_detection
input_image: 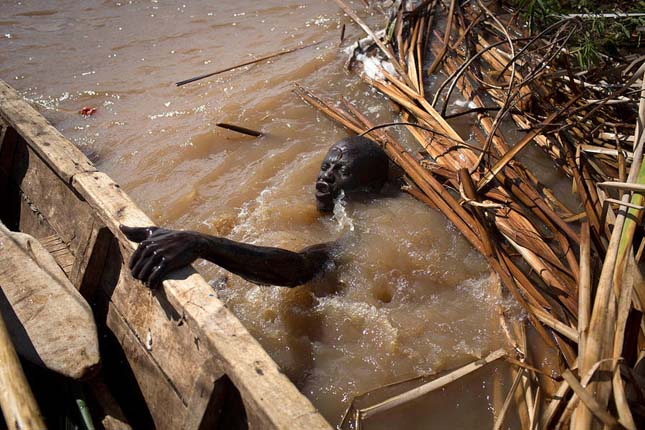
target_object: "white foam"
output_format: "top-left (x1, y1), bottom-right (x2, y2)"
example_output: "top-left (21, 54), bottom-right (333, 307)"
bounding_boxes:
top-left (332, 190), bottom-right (355, 232)
top-left (355, 53), bottom-right (385, 81)
top-left (454, 99), bottom-right (478, 109)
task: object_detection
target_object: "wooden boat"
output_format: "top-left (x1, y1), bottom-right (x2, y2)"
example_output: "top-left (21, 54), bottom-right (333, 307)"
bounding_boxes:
top-left (0, 79), bottom-right (332, 429)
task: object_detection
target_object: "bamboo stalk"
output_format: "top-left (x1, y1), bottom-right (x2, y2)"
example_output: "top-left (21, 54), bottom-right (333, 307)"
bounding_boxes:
top-left (359, 349), bottom-right (506, 419)
top-left (499, 250), bottom-right (553, 310)
top-left (426, 0), bottom-right (456, 75)
top-left (607, 75), bottom-right (645, 430)
top-left (394, 5), bottom-right (404, 65)
top-left (529, 305), bottom-right (578, 343)
top-left (458, 168), bottom-right (494, 257)
top-left (541, 379), bottom-right (571, 429)
top-left (384, 63), bottom-right (575, 316)
top-left (175, 40), bottom-right (325, 86)
top-left (430, 140), bottom-right (578, 317)
top-left (378, 69), bottom-right (464, 142)
top-left (578, 222), bottom-right (591, 361)
top-left (495, 251), bottom-right (561, 351)
top-left (561, 135), bottom-right (606, 253)
top-left (406, 18), bottom-right (421, 94)
top-left (562, 370), bottom-right (623, 429)
top-left (517, 325), bottom-right (536, 426)
top-left (477, 97), bottom-right (580, 191)
top-left (435, 42), bottom-right (581, 251)
top-left (555, 395), bottom-right (580, 429)
top-left (575, 70), bottom-right (645, 430)
top-left (529, 387), bottom-right (540, 430)
top-left (492, 368), bottom-right (524, 430)
top-left (415, 13), bottom-right (426, 97)
top-left (373, 64), bottom-right (575, 356)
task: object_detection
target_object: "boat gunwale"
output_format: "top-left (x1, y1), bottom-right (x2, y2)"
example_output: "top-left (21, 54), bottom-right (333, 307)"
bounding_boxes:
top-left (0, 79), bottom-right (332, 430)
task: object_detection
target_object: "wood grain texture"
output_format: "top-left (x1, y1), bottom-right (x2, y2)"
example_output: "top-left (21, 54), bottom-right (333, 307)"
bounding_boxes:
top-left (0, 80), bottom-right (95, 182)
top-left (0, 223), bottom-right (100, 380)
top-left (0, 305), bottom-right (45, 430)
top-left (97, 235), bottom-right (220, 404)
top-left (106, 304), bottom-right (186, 430)
top-left (10, 139), bottom-right (96, 268)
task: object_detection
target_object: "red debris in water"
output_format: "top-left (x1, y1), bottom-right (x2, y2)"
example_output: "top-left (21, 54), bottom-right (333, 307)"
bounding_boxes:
top-left (79, 106), bottom-right (97, 117)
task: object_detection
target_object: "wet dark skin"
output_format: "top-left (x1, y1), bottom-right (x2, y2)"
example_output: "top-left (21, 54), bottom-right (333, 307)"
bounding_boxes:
top-left (120, 136), bottom-right (389, 288)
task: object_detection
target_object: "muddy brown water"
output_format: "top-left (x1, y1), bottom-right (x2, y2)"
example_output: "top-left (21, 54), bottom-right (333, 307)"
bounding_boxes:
top-left (1, 1), bottom-right (568, 427)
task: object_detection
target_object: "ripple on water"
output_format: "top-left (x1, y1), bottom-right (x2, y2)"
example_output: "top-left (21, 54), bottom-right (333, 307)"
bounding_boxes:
top-left (214, 194), bottom-right (510, 424)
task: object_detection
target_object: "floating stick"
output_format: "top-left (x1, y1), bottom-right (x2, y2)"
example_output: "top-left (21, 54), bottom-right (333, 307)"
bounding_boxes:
top-left (176, 40), bottom-right (324, 86)
top-left (216, 123), bottom-right (263, 137)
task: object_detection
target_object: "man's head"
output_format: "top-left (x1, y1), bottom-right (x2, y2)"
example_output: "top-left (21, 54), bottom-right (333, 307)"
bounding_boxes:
top-left (315, 136), bottom-right (389, 212)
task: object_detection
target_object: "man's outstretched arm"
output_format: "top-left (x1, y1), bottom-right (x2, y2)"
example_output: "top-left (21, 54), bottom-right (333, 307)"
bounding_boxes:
top-left (120, 225), bottom-right (333, 288)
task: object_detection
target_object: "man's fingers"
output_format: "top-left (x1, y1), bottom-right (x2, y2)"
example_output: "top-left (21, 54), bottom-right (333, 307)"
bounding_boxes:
top-left (148, 260), bottom-right (169, 288)
top-left (132, 247), bottom-right (158, 279)
top-left (120, 225), bottom-right (157, 243)
top-left (138, 256), bottom-right (160, 284)
top-left (131, 256), bottom-right (146, 280)
top-left (130, 241), bottom-right (147, 270)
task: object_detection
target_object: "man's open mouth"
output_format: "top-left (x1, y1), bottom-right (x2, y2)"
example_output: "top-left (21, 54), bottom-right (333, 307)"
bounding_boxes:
top-left (315, 183), bottom-right (335, 211)
top-left (316, 181), bottom-right (332, 194)
top-left (316, 181), bottom-right (337, 199)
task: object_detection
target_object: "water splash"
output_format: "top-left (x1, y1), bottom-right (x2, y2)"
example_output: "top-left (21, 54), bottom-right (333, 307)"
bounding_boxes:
top-left (332, 190), bottom-right (354, 232)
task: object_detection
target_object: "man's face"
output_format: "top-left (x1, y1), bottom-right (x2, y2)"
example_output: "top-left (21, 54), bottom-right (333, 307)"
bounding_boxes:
top-left (315, 139), bottom-right (386, 212)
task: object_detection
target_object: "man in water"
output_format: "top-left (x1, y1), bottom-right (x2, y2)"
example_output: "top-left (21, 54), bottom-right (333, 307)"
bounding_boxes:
top-left (120, 136), bottom-right (389, 288)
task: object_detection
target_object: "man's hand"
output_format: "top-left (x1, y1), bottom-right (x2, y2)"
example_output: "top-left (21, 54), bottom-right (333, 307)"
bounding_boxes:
top-left (119, 225), bottom-right (202, 287)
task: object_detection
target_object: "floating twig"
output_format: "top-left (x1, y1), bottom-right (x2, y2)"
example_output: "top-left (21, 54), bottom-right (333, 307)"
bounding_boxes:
top-left (176, 40), bottom-right (325, 86)
top-left (216, 123), bottom-right (263, 137)
top-left (359, 349), bottom-right (506, 420)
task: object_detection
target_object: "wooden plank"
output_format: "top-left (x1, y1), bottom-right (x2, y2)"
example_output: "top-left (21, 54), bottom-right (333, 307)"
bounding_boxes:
top-left (69, 217), bottom-right (104, 291)
top-left (97, 235), bottom-right (221, 403)
top-left (181, 365), bottom-right (231, 430)
top-left (11, 139), bottom-right (96, 262)
top-left (0, 223), bottom-right (100, 380)
top-left (87, 378), bottom-right (132, 430)
top-left (0, 79), bottom-right (95, 182)
top-left (16, 193), bottom-right (59, 252)
top-left (105, 303), bottom-right (186, 430)
top-left (39, 234), bottom-right (74, 276)
top-left (76, 225), bottom-right (113, 300)
top-left (72, 171), bottom-right (332, 429)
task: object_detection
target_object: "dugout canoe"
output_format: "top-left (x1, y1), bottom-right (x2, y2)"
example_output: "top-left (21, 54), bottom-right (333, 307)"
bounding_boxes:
top-left (0, 79), bottom-right (332, 430)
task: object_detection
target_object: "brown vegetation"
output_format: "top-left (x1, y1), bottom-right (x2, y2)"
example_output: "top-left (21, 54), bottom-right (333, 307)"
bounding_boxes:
top-left (296, 1), bottom-right (645, 427)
